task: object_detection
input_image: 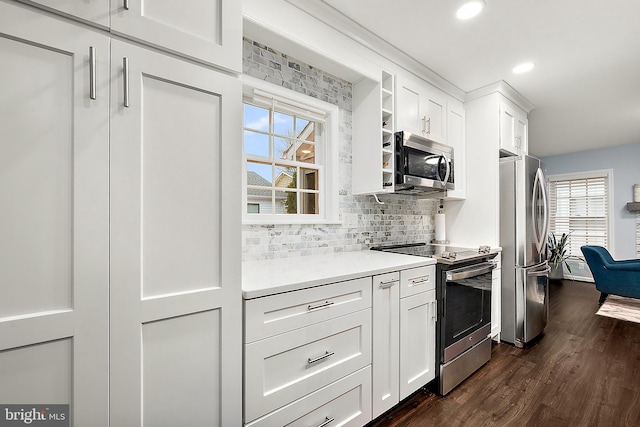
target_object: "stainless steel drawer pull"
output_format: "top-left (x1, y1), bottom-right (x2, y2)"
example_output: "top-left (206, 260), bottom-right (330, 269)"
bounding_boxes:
top-left (307, 351), bottom-right (334, 365)
top-left (308, 301), bottom-right (334, 311)
top-left (122, 57), bottom-right (129, 108)
top-left (89, 46), bottom-right (96, 100)
top-left (410, 276), bottom-right (429, 286)
top-left (379, 279), bottom-right (398, 289)
top-left (124, 0), bottom-right (129, 10)
top-left (314, 416), bottom-right (335, 427)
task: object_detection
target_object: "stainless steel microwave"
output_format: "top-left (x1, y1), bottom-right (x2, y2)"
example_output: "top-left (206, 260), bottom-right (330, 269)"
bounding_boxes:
top-left (394, 131), bottom-right (455, 194)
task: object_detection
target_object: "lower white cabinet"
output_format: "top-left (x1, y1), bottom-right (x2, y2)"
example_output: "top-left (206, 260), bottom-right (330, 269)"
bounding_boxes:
top-left (372, 265), bottom-right (436, 417)
top-left (243, 263), bottom-right (437, 426)
top-left (246, 367), bottom-right (372, 427)
top-left (491, 253), bottom-right (502, 341)
top-left (399, 289), bottom-right (436, 399)
top-left (372, 272), bottom-right (400, 418)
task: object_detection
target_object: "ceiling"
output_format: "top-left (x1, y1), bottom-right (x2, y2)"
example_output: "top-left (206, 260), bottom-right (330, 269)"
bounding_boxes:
top-left (315, 0), bottom-right (640, 157)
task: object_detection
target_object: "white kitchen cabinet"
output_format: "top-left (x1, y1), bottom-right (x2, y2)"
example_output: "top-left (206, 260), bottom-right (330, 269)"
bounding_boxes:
top-left (371, 272), bottom-right (400, 418)
top-left (396, 74), bottom-right (447, 144)
top-left (399, 267), bottom-right (436, 399)
top-left (18, 0), bottom-right (241, 72)
top-left (491, 253), bottom-right (502, 341)
top-left (0, 3), bottom-right (110, 424)
top-left (500, 102), bottom-right (528, 155)
top-left (399, 289), bottom-right (437, 399)
top-left (109, 39), bottom-right (242, 427)
top-left (352, 71), bottom-right (395, 195)
top-left (444, 99), bottom-right (466, 200)
top-left (372, 265), bottom-right (437, 416)
top-left (246, 367), bottom-right (372, 427)
top-left (244, 309), bottom-right (372, 422)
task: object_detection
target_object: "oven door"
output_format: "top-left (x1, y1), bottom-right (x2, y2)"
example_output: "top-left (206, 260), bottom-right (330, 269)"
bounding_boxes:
top-left (442, 261), bottom-right (495, 363)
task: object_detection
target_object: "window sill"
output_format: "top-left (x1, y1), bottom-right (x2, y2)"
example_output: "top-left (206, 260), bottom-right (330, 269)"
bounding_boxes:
top-left (243, 217), bottom-right (342, 226)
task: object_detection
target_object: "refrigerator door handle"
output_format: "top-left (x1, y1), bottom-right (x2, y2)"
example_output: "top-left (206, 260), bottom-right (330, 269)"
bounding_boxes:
top-left (532, 168), bottom-right (548, 254)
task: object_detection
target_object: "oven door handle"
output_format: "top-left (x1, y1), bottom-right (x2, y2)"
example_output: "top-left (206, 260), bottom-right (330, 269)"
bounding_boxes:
top-left (446, 262), bottom-right (496, 281)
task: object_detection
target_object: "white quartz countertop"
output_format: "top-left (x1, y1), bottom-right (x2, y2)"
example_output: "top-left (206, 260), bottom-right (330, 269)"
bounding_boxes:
top-left (242, 250), bottom-right (436, 299)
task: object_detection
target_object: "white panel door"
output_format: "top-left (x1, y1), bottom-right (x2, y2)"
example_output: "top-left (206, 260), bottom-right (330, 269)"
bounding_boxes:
top-left (399, 290), bottom-right (436, 399)
top-left (109, 40), bottom-right (242, 427)
top-left (396, 76), bottom-right (422, 136)
top-left (499, 102), bottom-right (517, 155)
top-left (371, 272), bottom-right (400, 418)
top-left (110, 0), bottom-right (241, 72)
top-left (17, 0), bottom-right (110, 27)
top-left (445, 100), bottom-right (466, 200)
top-left (0, 3), bottom-right (109, 425)
top-left (422, 87), bottom-right (447, 144)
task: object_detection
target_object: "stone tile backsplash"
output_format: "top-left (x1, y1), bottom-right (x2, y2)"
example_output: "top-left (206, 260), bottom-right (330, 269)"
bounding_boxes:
top-left (242, 37), bottom-right (436, 261)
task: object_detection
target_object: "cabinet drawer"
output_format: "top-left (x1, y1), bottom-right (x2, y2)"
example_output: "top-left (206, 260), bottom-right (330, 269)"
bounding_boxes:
top-left (244, 309), bottom-right (372, 422)
top-left (400, 265), bottom-right (435, 298)
top-left (246, 366), bottom-right (372, 427)
top-left (244, 277), bottom-right (371, 343)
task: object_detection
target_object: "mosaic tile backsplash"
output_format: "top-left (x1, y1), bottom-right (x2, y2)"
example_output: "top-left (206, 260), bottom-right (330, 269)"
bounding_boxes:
top-left (242, 37), bottom-right (436, 261)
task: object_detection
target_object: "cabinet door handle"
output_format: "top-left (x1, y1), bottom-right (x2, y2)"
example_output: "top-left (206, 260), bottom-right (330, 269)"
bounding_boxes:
top-left (124, 0), bottom-right (129, 10)
top-left (123, 57), bottom-right (130, 108)
top-left (379, 279), bottom-right (398, 289)
top-left (426, 117), bottom-right (431, 134)
top-left (410, 276), bottom-right (429, 286)
top-left (89, 46), bottom-right (96, 100)
top-left (307, 301), bottom-right (334, 311)
top-left (432, 300), bottom-right (437, 321)
top-left (307, 351), bottom-right (334, 365)
top-left (314, 416), bottom-right (335, 427)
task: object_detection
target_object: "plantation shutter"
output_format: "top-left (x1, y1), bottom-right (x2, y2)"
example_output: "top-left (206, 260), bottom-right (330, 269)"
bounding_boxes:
top-left (548, 174), bottom-right (609, 257)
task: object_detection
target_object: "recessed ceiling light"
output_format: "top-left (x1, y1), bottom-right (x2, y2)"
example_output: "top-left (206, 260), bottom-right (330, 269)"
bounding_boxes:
top-left (512, 62), bottom-right (535, 74)
top-left (456, 1), bottom-right (485, 20)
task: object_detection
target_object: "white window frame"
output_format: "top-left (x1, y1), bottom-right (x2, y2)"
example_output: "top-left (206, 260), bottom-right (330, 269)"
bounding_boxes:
top-left (241, 75), bottom-right (339, 225)
top-left (548, 169), bottom-right (614, 256)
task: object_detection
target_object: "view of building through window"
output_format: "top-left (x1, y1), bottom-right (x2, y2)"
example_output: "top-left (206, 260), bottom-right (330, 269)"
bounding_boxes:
top-left (243, 99), bottom-right (322, 216)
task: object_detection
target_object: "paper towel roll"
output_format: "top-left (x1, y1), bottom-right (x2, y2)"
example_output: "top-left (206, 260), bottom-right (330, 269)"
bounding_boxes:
top-left (435, 213), bottom-right (446, 242)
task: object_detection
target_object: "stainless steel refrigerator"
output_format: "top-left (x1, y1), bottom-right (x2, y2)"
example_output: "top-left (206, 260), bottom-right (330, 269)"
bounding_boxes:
top-left (499, 155), bottom-right (550, 347)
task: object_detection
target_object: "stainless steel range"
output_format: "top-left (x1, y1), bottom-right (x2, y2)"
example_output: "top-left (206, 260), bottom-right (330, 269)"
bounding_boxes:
top-left (371, 243), bottom-right (498, 395)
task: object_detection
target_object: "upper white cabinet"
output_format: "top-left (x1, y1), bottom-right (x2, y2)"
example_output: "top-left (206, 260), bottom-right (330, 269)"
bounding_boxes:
top-left (444, 99), bottom-right (466, 200)
top-left (499, 101), bottom-right (528, 155)
top-left (17, 0), bottom-right (242, 72)
top-left (396, 74), bottom-right (447, 144)
top-left (18, 0), bottom-right (110, 27)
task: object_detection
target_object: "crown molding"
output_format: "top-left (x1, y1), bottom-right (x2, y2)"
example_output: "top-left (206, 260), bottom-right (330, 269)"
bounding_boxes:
top-left (285, 0), bottom-right (466, 101)
top-left (465, 81), bottom-right (535, 113)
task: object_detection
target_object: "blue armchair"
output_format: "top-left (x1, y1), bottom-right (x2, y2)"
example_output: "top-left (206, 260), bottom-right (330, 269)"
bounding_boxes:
top-left (580, 246), bottom-right (640, 304)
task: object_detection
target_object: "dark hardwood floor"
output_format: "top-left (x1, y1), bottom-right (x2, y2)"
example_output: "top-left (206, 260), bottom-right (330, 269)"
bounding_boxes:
top-left (369, 279), bottom-right (640, 427)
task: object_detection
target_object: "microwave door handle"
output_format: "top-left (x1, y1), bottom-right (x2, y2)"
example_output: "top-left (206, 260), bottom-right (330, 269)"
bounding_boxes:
top-left (442, 154), bottom-right (451, 185)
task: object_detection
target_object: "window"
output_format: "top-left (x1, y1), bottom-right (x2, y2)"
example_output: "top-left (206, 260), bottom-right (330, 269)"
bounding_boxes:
top-left (242, 77), bottom-right (338, 224)
top-left (548, 170), bottom-right (612, 256)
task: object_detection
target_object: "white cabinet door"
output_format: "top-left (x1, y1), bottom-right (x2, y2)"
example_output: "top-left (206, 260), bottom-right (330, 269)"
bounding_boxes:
top-left (399, 290), bottom-right (436, 399)
top-left (371, 272), bottom-right (400, 418)
top-left (0, 3), bottom-right (109, 425)
top-left (396, 77), bottom-right (423, 136)
top-left (109, 40), bottom-right (242, 427)
top-left (500, 102), bottom-right (528, 155)
top-left (423, 86), bottom-right (447, 144)
top-left (515, 113), bottom-right (529, 154)
top-left (396, 75), bottom-right (447, 143)
top-left (445, 100), bottom-right (466, 200)
top-left (17, 0), bottom-right (110, 27)
top-left (110, 0), bottom-right (241, 72)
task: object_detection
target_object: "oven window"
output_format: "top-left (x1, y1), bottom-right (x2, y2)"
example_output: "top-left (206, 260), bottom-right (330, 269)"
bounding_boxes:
top-left (444, 272), bottom-right (492, 344)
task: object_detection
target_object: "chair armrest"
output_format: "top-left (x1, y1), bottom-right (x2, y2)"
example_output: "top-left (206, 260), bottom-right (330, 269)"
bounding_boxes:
top-left (605, 262), bottom-right (640, 272)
